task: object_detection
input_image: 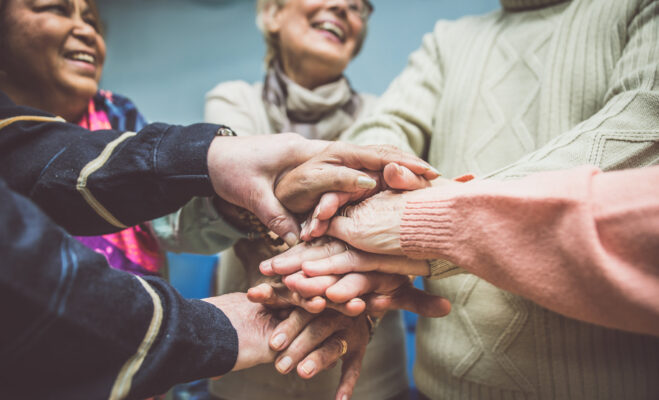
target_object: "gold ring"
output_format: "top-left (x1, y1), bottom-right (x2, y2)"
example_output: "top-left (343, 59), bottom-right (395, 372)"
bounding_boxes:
top-left (338, 338), bottom-right (348, 356)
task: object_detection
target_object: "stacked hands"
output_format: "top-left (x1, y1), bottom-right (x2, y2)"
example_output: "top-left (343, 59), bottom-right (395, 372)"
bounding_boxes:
top-left (207, 133), bottom-right (452, 400)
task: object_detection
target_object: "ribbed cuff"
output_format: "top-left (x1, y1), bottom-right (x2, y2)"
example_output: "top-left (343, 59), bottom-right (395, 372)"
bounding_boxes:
top-left (401, 198), bottom-right (457, 260)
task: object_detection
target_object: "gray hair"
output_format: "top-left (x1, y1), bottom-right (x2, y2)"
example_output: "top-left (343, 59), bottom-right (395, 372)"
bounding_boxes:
top-left (255, 0), bottom-right (369, 67)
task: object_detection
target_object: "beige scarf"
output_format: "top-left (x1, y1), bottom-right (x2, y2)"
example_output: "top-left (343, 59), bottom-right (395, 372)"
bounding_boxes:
top-left (262, 62), bottom-right (363, 140)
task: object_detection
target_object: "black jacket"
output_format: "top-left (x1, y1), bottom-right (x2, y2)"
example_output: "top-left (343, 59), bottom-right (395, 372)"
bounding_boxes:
top-left (0, 91), bottom-right (238, 399)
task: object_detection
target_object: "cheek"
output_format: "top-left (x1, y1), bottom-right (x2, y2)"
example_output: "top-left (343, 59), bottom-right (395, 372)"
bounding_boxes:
top-left (348, 18), bottom-right (364, 44)
top-left (97, 37), bottom-right (107, 67)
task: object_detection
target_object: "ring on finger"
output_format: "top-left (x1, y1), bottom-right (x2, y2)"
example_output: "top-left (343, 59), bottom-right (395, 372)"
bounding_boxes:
top-left (338, 338), bottom-right (348, 356)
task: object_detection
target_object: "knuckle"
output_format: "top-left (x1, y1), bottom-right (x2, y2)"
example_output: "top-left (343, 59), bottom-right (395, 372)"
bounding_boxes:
top-left (266, 214), bottom-right (290, 232)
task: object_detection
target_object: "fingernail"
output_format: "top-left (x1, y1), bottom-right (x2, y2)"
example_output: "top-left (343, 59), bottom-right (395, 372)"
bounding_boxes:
top-left (312, 207), bottom-right (320, 219)
top-left (342, 395), bottom-right (349, 400)
top-left (430, 166), bottom-right (441, 176)
top-left (271, 333), bottom-right (287, 350)
top-left (301, 360), bottom-right (316, 375)
top-left (309, 218), bottom-right (319, 233)
top-left (283, 232), bottom-right (299, 247)
top-left (277, 356), bottom-right (292, 373)
top-left (260, 260), bottom-right (272, 274)
top-left (356, 176), bottom-right (376, 189)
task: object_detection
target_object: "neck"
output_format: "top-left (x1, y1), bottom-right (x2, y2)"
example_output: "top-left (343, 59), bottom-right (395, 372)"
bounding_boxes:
top-left (500, 0), bottom-right (570, 11)
top-left (278, 56), bottom-right (342, 90)
top-left (0, 78), bottom-right (88, 122)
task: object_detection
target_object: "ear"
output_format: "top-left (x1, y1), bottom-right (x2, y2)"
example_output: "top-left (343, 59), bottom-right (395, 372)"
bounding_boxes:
top-left (262, 2), bottom-right (283, 35)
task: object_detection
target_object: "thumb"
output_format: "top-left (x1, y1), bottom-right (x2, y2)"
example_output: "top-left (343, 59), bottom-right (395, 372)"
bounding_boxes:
top-left (251, 186), bottom-right (300, 246)
top-left (383, 163), bottom-right (430, 190)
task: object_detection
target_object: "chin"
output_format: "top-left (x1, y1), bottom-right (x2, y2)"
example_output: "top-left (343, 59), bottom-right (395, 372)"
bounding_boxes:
top-left (67, 81), bottom-right (99, 101)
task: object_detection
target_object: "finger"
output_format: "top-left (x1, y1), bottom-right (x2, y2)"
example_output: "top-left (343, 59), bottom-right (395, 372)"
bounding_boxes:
top-left (303, 251), bottom-right (429, 277)
top-left (383, 163), bottom-right (430, 190)
top-left (367, 287), bottom-right (452, 318)
top-left (270, 308), bottom-right (315, 351)
top-left (261, 240), bottom-right (330, 275)
top-left (325, 298), bottom-right (366, 317)
top-left (313, 192), bottom-right (353, 221)
top-left (307, 218), bottom-right (330, 240)
top-left (331, 142), bottom-right (437, 179)
top-left (301, 250), bottom-right (376, 277)
top-left (281, 270), bottom-right (305, 291)
top-left (292, 274), bottom-right (342, 299)
top-left (275, 312), bottom-right (339, 374)
top-left (325, 273), bottom-right (404, 304)
top-left (251, 184), bottom-right (300, 246)
top-left (335, 350), bottom-right (365, 400)
top-left (269, 240), bottom-right (348, 275)
top-left (297, 334), bottom-right (349, 379)
top-left (277, 167), bottom-right (377, 214)
top-left (246, 283), bottom-right (289, 308)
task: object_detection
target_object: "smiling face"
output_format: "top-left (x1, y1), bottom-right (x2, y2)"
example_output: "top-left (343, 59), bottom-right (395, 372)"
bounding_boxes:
top-left (0, 0), bottom-right (106, 121)
top-left (266, 0), bottom-right (368, 89)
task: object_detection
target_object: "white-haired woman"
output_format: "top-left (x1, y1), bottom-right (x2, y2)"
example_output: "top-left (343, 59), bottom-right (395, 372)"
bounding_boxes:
top-left (200, 1), bottom-right (411, 399)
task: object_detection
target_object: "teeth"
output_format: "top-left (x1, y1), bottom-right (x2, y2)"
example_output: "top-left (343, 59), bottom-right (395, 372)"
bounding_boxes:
top-left (314, 21), bottom-right (345, 41)
top-left (69, 52), bottom-right (95, 64)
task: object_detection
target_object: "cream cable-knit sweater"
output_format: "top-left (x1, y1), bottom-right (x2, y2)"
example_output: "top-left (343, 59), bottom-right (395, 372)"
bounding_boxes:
top-left (342, 0), bottom-right (659, 398)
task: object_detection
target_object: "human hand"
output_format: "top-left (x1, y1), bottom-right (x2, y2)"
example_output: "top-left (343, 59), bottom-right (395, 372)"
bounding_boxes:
top-left (202, 292), bottom-right (281, 372)
top-left (298, 162), bottom-right (435, 241)
top-left (269, 309), bottom-right (370, 400)
top-left (273, 142), bottom-right (438, 215)
top-left (207, 133), bottom-right (324, 246)
top-left (259, 239), bottom-right (451, 318)
top-left (208, 135), bottom-right (437, 246)
top-left (322, 190), bottom-right (409, 255)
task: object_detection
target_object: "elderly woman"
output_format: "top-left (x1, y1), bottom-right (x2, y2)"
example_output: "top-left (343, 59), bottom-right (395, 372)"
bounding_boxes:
top-left (204, 1), bottom-right (413, 400)
top-left (0, 0), bottom-right (165, 276)
top-left (153, 0), bottom-right (409, 399)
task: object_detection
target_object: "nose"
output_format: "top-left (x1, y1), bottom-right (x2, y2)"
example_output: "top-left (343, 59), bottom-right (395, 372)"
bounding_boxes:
top-left (71, 16), bottom-right (97, 46)
top-left (325, 0), bottom-right (349, 15)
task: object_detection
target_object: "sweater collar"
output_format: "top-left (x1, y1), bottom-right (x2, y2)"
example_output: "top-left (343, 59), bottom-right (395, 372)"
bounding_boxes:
top-left (500, 0), bottom-right (570, 11)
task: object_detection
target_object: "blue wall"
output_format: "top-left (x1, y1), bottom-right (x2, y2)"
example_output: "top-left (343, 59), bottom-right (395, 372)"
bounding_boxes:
top-left (97, 0), bottom-right (500, 125)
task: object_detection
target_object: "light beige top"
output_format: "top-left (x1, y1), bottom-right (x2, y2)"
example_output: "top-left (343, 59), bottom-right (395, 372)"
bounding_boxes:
top-left (204, 79), bottom-right (409, 400)
top-left (342, 0), bottom-right (659, 398)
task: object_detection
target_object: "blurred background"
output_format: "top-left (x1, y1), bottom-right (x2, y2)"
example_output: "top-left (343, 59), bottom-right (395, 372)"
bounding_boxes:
top-left (96, 0), bottom-right (500, 124)
top-left (95, 0), bottom-right (500, 395)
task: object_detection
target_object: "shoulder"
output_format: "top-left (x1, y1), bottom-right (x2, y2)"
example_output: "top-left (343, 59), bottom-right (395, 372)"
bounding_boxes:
top-left (205, 80), bottom-right (262, 105)
top-left (431, 9), bottom-right (501, 39)
top-left (355, 92), bottom-right (378, 118)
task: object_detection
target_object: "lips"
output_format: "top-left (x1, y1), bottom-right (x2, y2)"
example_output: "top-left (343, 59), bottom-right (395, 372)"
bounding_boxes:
top-left (64, 51), bottom-right (96, 65)
top-left (311, 20), bottom-right (346, 42)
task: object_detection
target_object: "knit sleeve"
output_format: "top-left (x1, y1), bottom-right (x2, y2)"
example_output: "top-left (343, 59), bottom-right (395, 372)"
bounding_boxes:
top-left (488, 0), bottom-right (659, 180)
top-left (339, 21), bottom-right (445, 155)
top-left (400, 165), bottom-right (659, 336)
